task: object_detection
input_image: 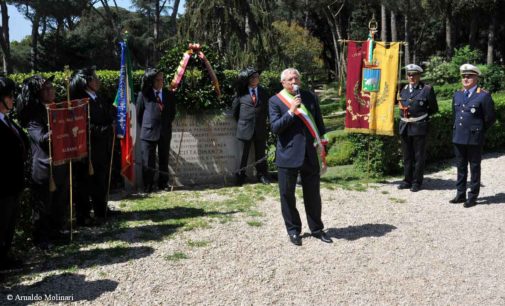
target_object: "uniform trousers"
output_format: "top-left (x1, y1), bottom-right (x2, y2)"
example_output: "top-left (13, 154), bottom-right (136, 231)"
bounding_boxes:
top-left (0, 195), bottom-right (20, 260)
top-left (400, 133), bottom-right (427, 186)
top-left (454, 144), bottom-right (482, 201)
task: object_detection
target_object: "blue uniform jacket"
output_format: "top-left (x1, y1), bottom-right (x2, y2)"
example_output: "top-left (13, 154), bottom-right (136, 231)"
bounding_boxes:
top-left (452, 88), bottom-right (496, 146)
top-left (269, 89), bottom-right (325, 168)
top-left (399, 82), bottom-right (438, 136)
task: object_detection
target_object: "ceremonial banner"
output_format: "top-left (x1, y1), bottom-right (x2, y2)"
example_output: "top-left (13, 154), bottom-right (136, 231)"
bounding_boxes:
top-left (368, 42), bottom-right (399, 135)
top-left (47, 99), bottom-right (89, 165)
top-left (345, 41), bottom-right (399, 136)
top-left (115, 40), bottom-right (136, 184)
top-left (345, 41), bottom-right (370, 132)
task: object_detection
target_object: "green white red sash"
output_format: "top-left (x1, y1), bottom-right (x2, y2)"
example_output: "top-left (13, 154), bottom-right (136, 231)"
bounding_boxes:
top-left (276, 89), bottom-right (328, 174)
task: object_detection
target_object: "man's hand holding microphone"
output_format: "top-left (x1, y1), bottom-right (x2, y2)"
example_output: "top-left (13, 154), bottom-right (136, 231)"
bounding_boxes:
top-left (289, 84), bottom-right (302, 113)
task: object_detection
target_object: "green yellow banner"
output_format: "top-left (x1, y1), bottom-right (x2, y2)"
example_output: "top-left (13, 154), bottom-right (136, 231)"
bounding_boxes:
top-left (367, 42), bottom-right (399, 135)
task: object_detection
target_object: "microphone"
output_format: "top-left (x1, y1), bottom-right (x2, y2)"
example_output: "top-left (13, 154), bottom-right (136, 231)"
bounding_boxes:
top-left (293, 84), bottom-right (300, 96)
top-left (293, 84), bottom-right (301, 107)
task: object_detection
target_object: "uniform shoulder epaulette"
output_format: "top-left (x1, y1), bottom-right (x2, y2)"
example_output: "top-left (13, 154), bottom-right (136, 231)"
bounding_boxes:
top-left (404, 84), bottom-right (408, 90)
top-left (477, 87), bottom-right (488, 93)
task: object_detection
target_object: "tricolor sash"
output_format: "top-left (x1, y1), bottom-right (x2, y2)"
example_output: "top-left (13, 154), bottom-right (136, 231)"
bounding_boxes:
top-left (276, 89), bottom-right (327, 174)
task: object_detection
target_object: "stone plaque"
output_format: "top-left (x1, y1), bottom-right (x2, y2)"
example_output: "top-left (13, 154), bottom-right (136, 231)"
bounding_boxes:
top-left (167, 113), bottom-right (249, 186)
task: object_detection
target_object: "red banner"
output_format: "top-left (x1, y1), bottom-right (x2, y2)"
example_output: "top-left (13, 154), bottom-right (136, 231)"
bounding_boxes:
top-left (47, 99), bottom-right (89, 165)
top-left (345, 41), bottom-right (370, 132)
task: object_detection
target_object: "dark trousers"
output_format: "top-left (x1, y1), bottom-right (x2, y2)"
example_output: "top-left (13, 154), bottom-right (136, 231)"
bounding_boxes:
top-left (277, 156), bottom-right (324, 235)
top-left (75, 137), bottom-right (111, 220)
top-left (401, 134), bottom-right (427, 186)
top-left (0, 195), bottom-right (20, 260)
top-left (141, 133), bottom-right (171, 189)
top-left (32, 180), bottom-right (68, 243)
top-left (454, 144), bottom-right (482, 201)
top-left (238, 136), bottom-right (268, 178)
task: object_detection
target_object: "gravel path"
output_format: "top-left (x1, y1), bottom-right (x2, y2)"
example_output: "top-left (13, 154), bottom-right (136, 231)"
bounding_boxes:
top-left (3, 153), bottom-right (505, 305)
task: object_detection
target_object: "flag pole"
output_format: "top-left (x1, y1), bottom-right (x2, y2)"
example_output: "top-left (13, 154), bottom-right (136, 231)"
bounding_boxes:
top-left (64, 65), bottom-right (74, 241)
top-left (105, 126), bottom-right (116, 218)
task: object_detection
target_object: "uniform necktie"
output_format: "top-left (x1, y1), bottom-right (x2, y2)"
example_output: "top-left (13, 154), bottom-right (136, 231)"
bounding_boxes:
top-left (409, 85), bottom-right (413, 93)
top-left (464, 90), bottom-right (470, 102)
top-left (156, 91), bottom-right (164, 111)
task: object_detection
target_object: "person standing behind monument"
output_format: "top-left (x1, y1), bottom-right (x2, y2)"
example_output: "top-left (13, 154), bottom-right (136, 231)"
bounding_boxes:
top-left (232, 67), bottom-right (270, 186)
top-left (137, 68), bottom-right (176, 193)
top-left (269, 68), bottom-right (332, 246)
top-left (449, 64), bottom-right (496, 208)
top-left (397, 64), bottom-right (438, 192)
top-left (70, 67), bottom-right (115, 225)
top-left (17, 75), bottom-right (69, 249)
top-left (0, 77), bottom-right (29, 270)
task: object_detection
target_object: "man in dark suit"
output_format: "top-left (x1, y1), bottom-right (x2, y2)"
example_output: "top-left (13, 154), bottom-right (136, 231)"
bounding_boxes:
top-left (0, 77), bottom-right (28, 270)
top-left (232, 67), bottom-right (270, 186)
top-left (449, 63), bottom-right (496, 208)
top-left (398, 64), bottom-right (438, 192)
top-left (70, 68), bottom-right (115, 225)
top-left (269, 68), bottom-right (332, 246)
top-left (137, 68), bottom-right (176, 192)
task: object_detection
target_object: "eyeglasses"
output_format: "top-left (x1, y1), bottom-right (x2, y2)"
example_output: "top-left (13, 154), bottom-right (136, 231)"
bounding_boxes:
top-left (407, 73), bottom-right (419, 77)
top-left (462, 74), bottom-right (476, 79)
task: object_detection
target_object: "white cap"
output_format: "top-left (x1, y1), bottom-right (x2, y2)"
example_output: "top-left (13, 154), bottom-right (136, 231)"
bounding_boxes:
top-left (405, 64), bottom-right (423, 74)
top-left (460, 63), bottom-right (481, 76)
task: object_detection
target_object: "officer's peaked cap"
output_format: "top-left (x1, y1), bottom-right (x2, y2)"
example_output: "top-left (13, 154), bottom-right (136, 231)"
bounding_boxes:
top-left (405, 64), bottom-right (423, 74)
top-left (460, 63), bottom-right (481, 76)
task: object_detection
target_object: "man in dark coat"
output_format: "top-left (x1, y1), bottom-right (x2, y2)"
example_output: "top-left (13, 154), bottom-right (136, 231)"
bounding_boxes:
top-left (232, 67), bottom-right (270, 186)
top-left (449, 63), bottom-right (496, 208)
top-left (269, 68), bottom-right (332, 246)
top-left (398, 64), bottom-right (438, 192)
top-left (70, 67), bottom-right (115, 225)
top-left (0, 77), bottom-right (28, 270)
top-left (137, 68), bottom-right (176, 192)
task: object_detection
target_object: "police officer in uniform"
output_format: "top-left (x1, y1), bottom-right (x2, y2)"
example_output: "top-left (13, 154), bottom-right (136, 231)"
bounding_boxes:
top-left (449, 64), bottom-right (496, 208)
top-left (398, 64), bottom-right (438, 192)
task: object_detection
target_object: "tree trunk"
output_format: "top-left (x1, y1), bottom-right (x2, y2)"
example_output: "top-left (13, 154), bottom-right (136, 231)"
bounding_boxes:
top-left (169, 0), bottom-right (181, 35)
top-left (468, 10), bottom-right (478, 48)
top-left (390, 10), bottom-right (397, 42)
top-left (445, 15), bottom-right (452, 58)
top-left (153, 0), bottom-right (160, 62)
top-left (31, 12), bottom-right (40, 72)
top-left (0, 1), bottom-right (12, 73)
top-left (404, 14), bottom-right (410, 64)
top-left (487, 12), bottom-right (496, 65)
top-left (381, 3), bottom-right (387, 42)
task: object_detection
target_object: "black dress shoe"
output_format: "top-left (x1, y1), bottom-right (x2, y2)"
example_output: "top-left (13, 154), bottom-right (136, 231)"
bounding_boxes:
top-left (449, 195), bottom-right (466, 204)
top-left (410, 184), bottom-right (421, 192)
top-left (463, 199), bottom-right (477, 208)
top-left (398, 182), bottom-right (412, 190)
top-left (258, 176), bottom-right (271, 184)
top-left (312, 231), bottom-right (333, 243)
top-left (288, 233), bottom-right (302, 246)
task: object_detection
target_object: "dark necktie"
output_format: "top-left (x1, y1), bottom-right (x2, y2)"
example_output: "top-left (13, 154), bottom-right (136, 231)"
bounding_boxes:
top-left (464, 90), bottom-right (470, 102)
top-left (156, 91), bottom-right (164, 111)
top-left (251, 89), bottom-right (257, 106)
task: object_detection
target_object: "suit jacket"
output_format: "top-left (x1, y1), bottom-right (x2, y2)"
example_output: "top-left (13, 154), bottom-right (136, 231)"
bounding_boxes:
top-left (398, 82), bottom-right (438, 136)
top-left (232, 86), bottom-right (269, 141)
top-left (27, 110), bottom-right (67, 185)
top-left (137, 88), bottom-right (176, 142)
top-left (269, 89), bottom-right (325, 168)
top-left (0, 115), bottom-right (29, 197)
top-left (87, 92), bottom-right (115, 143)
top-left (452, 87), bottom-right (496, 146)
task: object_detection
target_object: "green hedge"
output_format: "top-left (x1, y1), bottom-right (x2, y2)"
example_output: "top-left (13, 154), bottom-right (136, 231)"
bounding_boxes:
top-left (345, 92), bottom-right (505, 176)
top-left (8, 68), bottom-right (283, 112)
